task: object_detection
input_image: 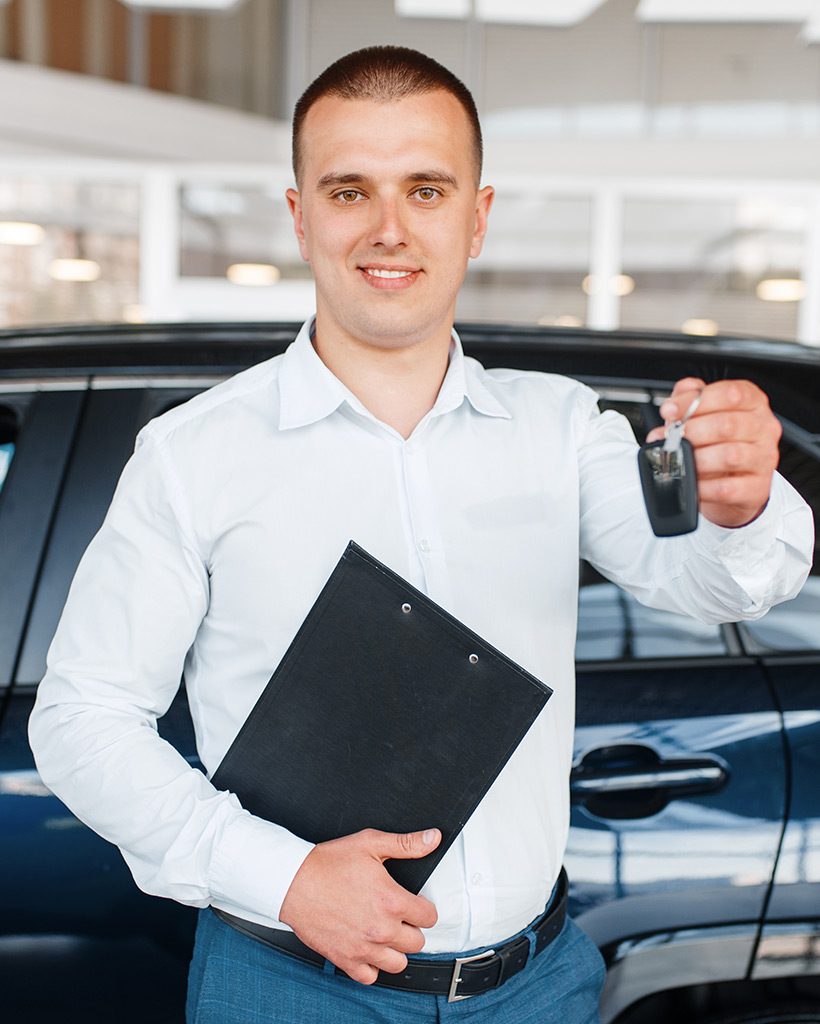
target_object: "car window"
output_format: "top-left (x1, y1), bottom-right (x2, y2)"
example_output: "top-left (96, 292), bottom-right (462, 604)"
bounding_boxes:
top-left (739, 433), bottom-right (820, 654)
top-left (0, 403), bottom-right (18, 497)
top-left (740, 573), bottom-right (820, 653)
top-left (12, 383), bottom-right (210, 686)
top-left (0, 442), bottom-right (11, 495)
top-left (576, 575), bottom-right (728, 661)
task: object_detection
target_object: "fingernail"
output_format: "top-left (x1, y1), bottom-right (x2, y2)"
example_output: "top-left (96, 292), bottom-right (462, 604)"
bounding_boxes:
top-left (422, 829), bottom-right (438, 845)
top-left (660, 401), bottom-right (677, 420)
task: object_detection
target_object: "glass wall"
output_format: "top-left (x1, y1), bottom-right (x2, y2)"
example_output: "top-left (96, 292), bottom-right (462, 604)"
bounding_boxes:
top-left (619, 195), bottom-right (808, 340)
top-left (0, 177), bottom-right (141, 328)
top-left (0, 160), bottom-right (818, 346)
top-left (458, 192), bottom-right (592, 326)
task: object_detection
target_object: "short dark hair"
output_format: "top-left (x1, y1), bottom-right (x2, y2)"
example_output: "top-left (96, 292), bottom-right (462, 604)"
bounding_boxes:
top-left (292, 46), bottom-right (483, 187)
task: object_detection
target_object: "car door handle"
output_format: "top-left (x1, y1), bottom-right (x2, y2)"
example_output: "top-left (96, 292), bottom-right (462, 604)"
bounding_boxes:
top-left (570, 743), bottom-right (729, 819)
top-left (571, 762), bottom-right (726, 795)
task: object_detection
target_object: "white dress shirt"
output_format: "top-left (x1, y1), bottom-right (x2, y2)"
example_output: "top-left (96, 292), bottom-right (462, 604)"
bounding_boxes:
top-left (29, 319), bottom-right (813, 953)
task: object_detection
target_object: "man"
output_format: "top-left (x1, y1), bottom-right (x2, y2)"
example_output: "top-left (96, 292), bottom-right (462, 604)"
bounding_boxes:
top-left (29, 46), bottom-right (812, 1024)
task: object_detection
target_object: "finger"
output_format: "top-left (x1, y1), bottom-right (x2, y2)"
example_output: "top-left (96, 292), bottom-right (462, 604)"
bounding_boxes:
top-left (691, 439), bottom-right (776, 478)
top-left (367, 827), bottom-right (441, 862)
top-left (696, 475), bottom-right (771, 522)
top-left (675, 406), bottom-right (781, 454)
top-left (661, 379), bottom-right (768, 424)
top-left (669, 376), bottom-right (706, 400)
top-left (400, 893), bottom-right (438, 931)
top-left (340, 959), bottom-right (380, 985)
top-left (337, 928), bottom-right (420, 983)
top-left (658, 378), bottom-right (705, 422)
top-left (370, 946), bottom-right (410, 976)
top-left (393, 921), bottom-right (428, 956)
top-left (659, 386), bottom-right (704, 424)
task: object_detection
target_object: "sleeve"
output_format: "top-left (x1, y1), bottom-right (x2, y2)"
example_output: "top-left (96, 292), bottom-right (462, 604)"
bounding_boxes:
top-left (575, 391), bottom-right (814, 624)
top-left (28, 430), bottom-right (313, 927)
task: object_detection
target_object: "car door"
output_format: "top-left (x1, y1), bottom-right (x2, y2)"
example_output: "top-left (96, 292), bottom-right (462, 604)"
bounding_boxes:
top-left (564, 392), bottom-right (790, 1024)
top-left (0, 379), bottom-right (208, 1024)
top-left (741, 431), bottom-right (820, 989)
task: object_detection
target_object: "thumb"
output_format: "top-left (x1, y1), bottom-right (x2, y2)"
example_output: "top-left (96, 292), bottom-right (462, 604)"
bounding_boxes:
top-left (370, 827), bottom-right (441, 862)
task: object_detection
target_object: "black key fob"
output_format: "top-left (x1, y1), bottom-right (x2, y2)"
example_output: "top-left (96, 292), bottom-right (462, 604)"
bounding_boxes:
top-left (637, 437), bottom-right (699, 537)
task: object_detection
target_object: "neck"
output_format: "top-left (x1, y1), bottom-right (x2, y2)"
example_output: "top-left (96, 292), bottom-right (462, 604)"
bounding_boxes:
top-left (311, 323), bottom-right (452, 439)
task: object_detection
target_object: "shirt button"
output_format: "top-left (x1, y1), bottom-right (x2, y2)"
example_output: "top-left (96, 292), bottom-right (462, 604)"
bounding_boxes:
top-left (471, 873), bottom-right (484, 886)
top-left (405, 442), bottom-right (415, 455)
top-left (418, 539), bottom-right (431, 553)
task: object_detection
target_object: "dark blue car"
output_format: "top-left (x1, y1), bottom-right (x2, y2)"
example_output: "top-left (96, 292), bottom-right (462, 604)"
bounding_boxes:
top-left (1, 322), bottom-right (818, 1023)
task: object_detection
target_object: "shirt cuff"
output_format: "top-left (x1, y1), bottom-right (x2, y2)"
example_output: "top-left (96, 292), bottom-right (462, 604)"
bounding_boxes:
top-left (692, 472), bottom-right (808, 618)
top-left (208, 807), bottom-right (314, 929)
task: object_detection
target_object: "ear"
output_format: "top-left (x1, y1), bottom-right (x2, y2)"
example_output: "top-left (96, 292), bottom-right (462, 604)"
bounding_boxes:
top-left (469, 185), bottom-right (495, 260)
top-left (286, 188), bottom-right (310, 262)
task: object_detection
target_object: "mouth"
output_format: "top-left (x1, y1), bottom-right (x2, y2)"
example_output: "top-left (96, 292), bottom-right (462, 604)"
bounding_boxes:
top-left (359, 266), bottom-right (420, 290)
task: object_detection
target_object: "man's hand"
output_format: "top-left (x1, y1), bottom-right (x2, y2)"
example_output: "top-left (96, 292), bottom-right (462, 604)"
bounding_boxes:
top-left (279, 827), bottom-right (441, 985)
top-left (645, 377), bottom-right (782, 528)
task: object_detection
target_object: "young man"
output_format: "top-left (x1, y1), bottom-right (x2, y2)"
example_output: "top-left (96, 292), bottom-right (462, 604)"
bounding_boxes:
top-left (30, 47), bottom-right (812, 1023)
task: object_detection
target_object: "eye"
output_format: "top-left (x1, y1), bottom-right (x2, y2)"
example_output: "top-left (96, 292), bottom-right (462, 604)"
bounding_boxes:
top-left (334, 189), bottom-right (364, 204)
top-left (413, 186), bottom-right (440, 202)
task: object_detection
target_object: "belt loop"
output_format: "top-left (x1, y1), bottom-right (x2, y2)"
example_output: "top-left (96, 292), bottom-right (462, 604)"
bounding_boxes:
top-left (525, 922), bottom-right (538, 966)
top-left (494, 935), bottom-right (531, 988)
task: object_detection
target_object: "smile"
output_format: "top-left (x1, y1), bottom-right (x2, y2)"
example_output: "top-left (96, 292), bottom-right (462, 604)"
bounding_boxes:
top-left (359, 266), bottom-right (420, 291)
top-left (363, 268), bottom-right (415, 279)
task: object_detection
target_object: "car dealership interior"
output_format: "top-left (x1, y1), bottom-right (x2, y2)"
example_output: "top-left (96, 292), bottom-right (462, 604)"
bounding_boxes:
top-left (2, 7), bottom-right (820, 1024)
top-left (0, 0), bottom-right (819, 343)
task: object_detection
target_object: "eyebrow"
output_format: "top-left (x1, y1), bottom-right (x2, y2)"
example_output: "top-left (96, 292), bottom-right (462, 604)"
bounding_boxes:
top-left (315, 171), bottom-right (460, 192)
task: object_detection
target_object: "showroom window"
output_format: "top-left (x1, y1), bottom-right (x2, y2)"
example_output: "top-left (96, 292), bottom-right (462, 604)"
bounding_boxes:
top-left (619, 195), bottom-right (808, 341)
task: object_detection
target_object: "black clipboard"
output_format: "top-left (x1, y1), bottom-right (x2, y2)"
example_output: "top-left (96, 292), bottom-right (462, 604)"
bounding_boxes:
top-left (211, 541), bottom-right (552, 894)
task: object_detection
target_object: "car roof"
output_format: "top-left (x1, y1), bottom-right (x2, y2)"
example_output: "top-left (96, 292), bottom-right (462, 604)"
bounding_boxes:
top-left (0, 320), bottom-right (818, 433)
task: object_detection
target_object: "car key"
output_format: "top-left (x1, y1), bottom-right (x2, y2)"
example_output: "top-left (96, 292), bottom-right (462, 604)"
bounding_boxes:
top-left (637, 391), bottom-right (702, 536)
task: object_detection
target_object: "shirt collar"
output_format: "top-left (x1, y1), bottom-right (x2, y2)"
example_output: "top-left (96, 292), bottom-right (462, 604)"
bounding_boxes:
top-left (277, 318), bottom-right (511, 431)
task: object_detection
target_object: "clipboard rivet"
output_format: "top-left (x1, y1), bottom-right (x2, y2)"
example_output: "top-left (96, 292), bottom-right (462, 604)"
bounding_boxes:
top-left (402, 603), bottom-right (412, 613)
top-left (469, 654), bottom-right (479, 664)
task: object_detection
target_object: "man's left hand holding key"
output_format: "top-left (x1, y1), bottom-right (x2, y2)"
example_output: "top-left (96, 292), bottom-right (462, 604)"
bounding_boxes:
top-left (645, 376), bottom-right (783, 529)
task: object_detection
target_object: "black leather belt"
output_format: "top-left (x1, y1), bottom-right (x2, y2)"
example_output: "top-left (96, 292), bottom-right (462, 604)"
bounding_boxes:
top-left (213, 867), bottom-right (568, 1003)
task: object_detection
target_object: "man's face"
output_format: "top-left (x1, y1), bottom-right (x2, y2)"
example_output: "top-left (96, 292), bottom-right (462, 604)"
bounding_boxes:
top-left (287, 90), bottom-right (494, 355)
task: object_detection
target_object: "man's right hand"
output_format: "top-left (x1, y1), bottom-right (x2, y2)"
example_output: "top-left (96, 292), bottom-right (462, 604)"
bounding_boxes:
top-left (278, 827), bottom-right (441, 985)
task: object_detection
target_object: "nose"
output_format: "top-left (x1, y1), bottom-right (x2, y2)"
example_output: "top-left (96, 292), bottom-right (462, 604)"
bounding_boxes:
top-left (367, 197), bottom-right (408, 249)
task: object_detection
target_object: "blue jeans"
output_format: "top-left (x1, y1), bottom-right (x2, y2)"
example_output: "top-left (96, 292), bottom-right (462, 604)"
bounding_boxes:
top-left (186, 908), bottom-right (605, 1023)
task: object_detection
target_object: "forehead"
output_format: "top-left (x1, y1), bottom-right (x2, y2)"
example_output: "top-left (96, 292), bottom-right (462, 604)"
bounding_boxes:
top-left (299, 91), bottom-right (475, 183)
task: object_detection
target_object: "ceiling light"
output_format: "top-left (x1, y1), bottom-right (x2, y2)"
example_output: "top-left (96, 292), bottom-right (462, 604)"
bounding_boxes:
top-left (682, 318), bottom-right (719, 336)
top-left (49, 259), bottom-right (101, 282)
top-left (396, 0), bottom-right (469, 15)
top-left (119, 0), bottom-right (246, 11)
top-left (0, 222), bottom-right (45, 246)
top-left (122, 304), bottom-right (148, 323)
top-left (582, 274), bottom-right (634, 296)
top-left (226, 263), bottom-right (281, 286)
top-left (756, 278), bottom-right (806, 302)
top-left (611, 274), bottom-right (635, 297)
top-left (476, 0), bottom-right (607, 25)
top-left (397, 0), bottom-right (609, 23)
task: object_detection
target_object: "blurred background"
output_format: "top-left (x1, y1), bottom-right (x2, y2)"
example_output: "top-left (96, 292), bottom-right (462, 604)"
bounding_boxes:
top-left (0, 0), bottom-right (818, 344)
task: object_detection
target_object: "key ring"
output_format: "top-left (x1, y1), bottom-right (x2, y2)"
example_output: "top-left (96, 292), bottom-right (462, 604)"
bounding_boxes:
top-left (663, 388), bottom-right (703, 453)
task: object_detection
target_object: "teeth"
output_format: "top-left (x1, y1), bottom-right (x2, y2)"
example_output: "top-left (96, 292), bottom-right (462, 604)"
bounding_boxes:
top-left (366, 268), bottom-right (413, 278)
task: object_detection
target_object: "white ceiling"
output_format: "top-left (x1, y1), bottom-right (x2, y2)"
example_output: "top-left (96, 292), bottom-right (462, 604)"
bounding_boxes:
top-left (0, 59), bottom-right (290, 163)
top-left (396, 0), bottom-right (820, 40)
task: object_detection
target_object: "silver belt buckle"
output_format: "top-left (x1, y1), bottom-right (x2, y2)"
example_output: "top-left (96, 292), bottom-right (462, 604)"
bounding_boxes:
top-left (447, 948), bottom-right (496, 1002)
